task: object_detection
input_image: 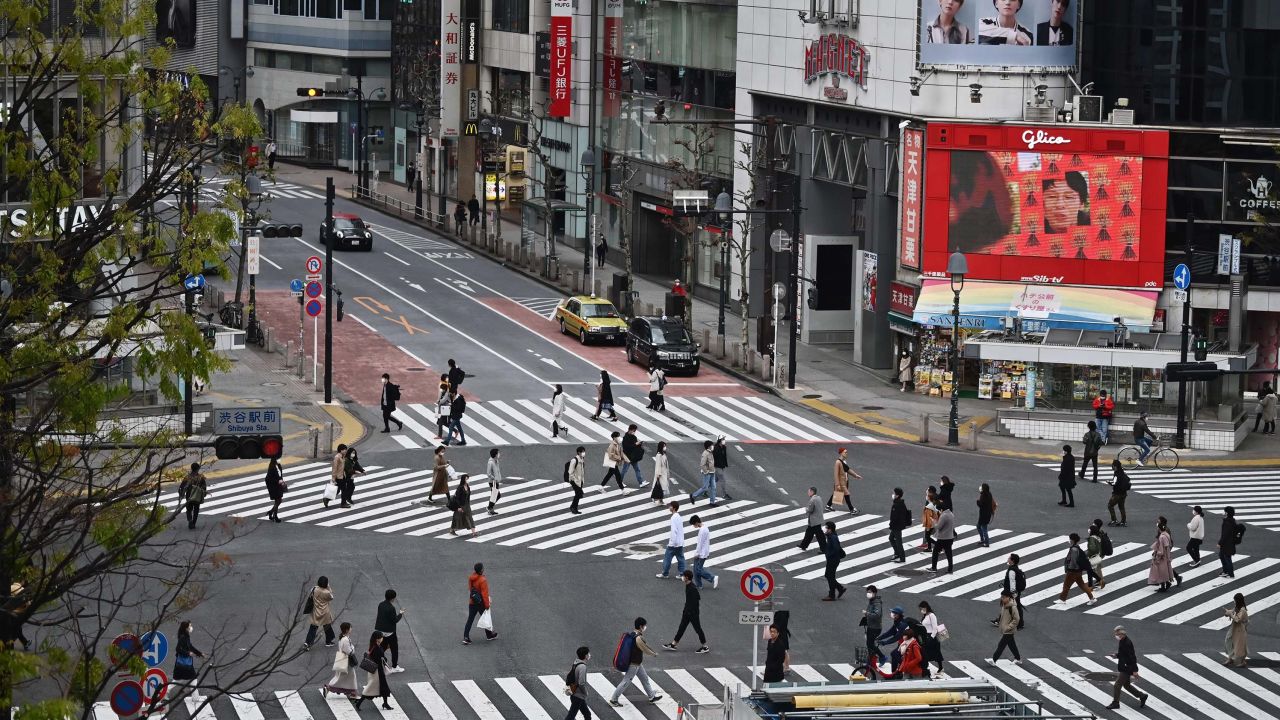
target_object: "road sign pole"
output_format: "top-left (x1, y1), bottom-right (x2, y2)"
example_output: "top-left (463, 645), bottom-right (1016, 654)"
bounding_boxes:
top-left (1176, 216), bottom-right (1194, 449)
top-left (313, 315), bottom-right (319, 390)
top-left (184, 288), bottom-right (195, 435)
top-left (324, 177), bottom-right (335, 403)
top-left (751, 600), bottom-right (759, 691)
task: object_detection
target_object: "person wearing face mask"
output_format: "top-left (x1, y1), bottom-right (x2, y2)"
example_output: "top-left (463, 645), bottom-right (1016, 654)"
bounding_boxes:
top-left (874, 607), bottom-right (911, 671)
top-left (1186, 506), bottom-right (1205, 567)
top-left (888, 488), bottom-right (911, 562)
top-left (565, 646), bottom-right (592, 719)
top-left (378, 373), bottom-right (404, 433)
top-left (918, 487), bottom-right (939, 551)
top-left (861, 586), bottom-right (883, 679)
top-left (651, 442), bottom-right (671, 504)
top-left (918, 601), bottom-right (947, 678)
top-left (566, 446), bottom-right (586, 514)
top-left (550, 384), bottom-right (567, 438)
top-left (172, 620), bottom-right (206, 701)
top-left (1106, 626), bottom-right (1148, 710)
top-left (486, 449), bottom-right (503, 515)
top-left (992, 554), bottom-right (1026, 629)
top-left (988, 591), bottom-right (1022, 666)
top-left (1148, 516), bottom-right (1178, 592)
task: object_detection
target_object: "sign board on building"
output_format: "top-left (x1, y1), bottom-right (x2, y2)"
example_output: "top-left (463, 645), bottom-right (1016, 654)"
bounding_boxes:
top-left (439, 0), bottom-right (462, 137)
top-left (803, 34), bottom-right (870, 92)
top-left (467, 89), bottom-right (480, 121)
top-left (860, 251), bottom-right (878, 312)
top-left (603, 0), bottom-right (623, 117)
top-left (1226, 162), bottom-right (1280, 221)
top-left (535, 31), bottom-right (551, 78)
top-left (1217, 234), bottom-right (1241, 275)
top-left (916, 0), bottom-right (1080, 71)
top-left (245, 233), bottom-right (261, 276)
top-left (463, 19), bottom-right (480, 64)
top-left (214, 407), bottom-right (282, 435)
top-left (889, 281), bottom-right (917, 316)
top-left (549, 0), bottom-right (573, 117)
top-left (898, 126), bottom-right (924, 270)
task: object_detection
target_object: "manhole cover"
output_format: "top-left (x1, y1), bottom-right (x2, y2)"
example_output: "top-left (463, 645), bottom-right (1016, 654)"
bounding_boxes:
top-left (862, 405), bottom-right (884, 410)
top-left (293, 401), bottom-right (312, 407)
top-left (617, 543), bottom-right (662, 555)
top-left (406, 367), bottom-right (428, 372)
top-left (891, 568), bottom-right (931, 577)
top-left (237, 398), bottom-right (264, 404)
top-left (803, 394), bottom-right (822, 399)
top-left (262, 382), bottom-right (285, 387)
top-left (272, 368), bottom-right (293, 374)
top-left (1081, 671), bottom-right (1116, 683)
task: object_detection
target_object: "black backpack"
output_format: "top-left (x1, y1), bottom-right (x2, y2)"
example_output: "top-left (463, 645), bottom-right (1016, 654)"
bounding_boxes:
top-left (1100, 531), bottom-right (1114, 557)
top-left (564, 661), bottom-right (582, 690)
top-left (387, 383), bottom-right (401, 403)
top-left (563, 460), bottom-right (572, 483)
top-left (1234, 523), bottom-right (1247, 545)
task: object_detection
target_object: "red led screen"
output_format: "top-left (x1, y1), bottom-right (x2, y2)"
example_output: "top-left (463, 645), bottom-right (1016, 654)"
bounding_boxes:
top-left (922, 124), bottom-right (1169, 289)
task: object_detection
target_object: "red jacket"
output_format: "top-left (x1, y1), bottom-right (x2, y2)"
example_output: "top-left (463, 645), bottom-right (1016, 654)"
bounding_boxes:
top-left (1092, 396), bottom-right (1114, 418)
top-left (898, 638), bottom-right (924, 678)
top-left (468, 573), bottom-right (490, 609)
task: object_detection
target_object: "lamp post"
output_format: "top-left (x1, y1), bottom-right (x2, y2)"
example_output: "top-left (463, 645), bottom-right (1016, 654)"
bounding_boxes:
top-left (346, 77), bottom-right (387, 197)
top-left (218, 65), bottom-right (254, 103)
top-left (947, 251), bottom-right (968, 446)
top-left (479, 118), bottom-right (497, 244)
top-left (713, 191), bottom-right (735, 336)
top-left (580, 149), bottom-right (597, 293)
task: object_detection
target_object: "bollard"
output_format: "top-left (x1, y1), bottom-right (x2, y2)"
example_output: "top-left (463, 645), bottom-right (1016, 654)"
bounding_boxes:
top-left (327, 422), bottom-right (335, 455)
top-left (594, 278), bottom-right (603, 298)
top-left (731, 343), bottom-right (742, 368)
top-left (264, 326), bottom-right (272, 351)
top-left (968, 421), bottom-right (978, 451)
top-left (284, 341), bottom-right (293, 368)
top-left (701, 329), bottom-right (711, 350)
top-left (920, 414), bottom-right (930, 443)
top-left (760, 353), bottom-right (771, 381)
top-left (309, 427), bottom-right (319, 458)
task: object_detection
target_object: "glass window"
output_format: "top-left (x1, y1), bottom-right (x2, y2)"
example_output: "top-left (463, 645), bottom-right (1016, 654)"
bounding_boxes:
top-left (622, 0), bottom-right (735, 73)
top-left (492, 0), bottom-right (528, 33)
top-left (343, 0), bottom-right (362, 12)
top-left (650, 324), bottom-right (693, 344)
top-left (317, 0), bottom-right (336, 18)
top-left (580, 303), bottom-right (621, 318)
top-left (313, 55), bottom-right (344, 76)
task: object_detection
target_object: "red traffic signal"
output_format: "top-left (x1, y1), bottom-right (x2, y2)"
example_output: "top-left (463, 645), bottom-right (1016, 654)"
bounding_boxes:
top-left (260, 435), bottom-right (284, 459)
top-left (215, 434), bottom-right (283, 460)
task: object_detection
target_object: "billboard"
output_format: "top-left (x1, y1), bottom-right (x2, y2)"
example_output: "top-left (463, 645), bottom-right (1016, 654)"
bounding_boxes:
top-left (899, 127), bottom-right (924, 270)
top-left (156, 0), bottom-right (196, 48)
top-left (549, 0), bottom-right (573, 117)
top-left (918, 0), bottom-right (1077, 69)
top-left (921, 123), bottom-right (1170, 288)
top-left (440, 0), bottom-right (462, 138)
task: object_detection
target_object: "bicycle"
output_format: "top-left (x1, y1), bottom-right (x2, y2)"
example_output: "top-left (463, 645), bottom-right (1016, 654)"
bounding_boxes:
top-left (219, 301), bottom-right (244, 329)
top-left (1115, 434), bottom-right (1179, 471)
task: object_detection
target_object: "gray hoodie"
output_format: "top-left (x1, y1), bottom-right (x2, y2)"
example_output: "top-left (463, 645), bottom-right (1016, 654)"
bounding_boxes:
top-left (569, 660), bottom-right (588, 699)
top-left (806, 494), bottom-right (825, 526)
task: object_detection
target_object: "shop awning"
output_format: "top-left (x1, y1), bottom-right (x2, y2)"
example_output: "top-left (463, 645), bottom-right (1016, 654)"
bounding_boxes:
top-left (911, 280), bottom-right (1158, 332)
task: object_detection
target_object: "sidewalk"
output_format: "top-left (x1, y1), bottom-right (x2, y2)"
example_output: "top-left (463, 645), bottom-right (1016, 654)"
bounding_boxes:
top-left (272, 163), bottom-right (1280, 464)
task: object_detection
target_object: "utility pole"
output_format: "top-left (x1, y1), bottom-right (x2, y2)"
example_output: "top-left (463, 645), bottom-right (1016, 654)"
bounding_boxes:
top-left (324, 177), bottom-right (335, 403)
top-left (1175, 214), bottom-right (1194, 449)
top-left (183, 178), bottom-right (196, 434)
top-left (583, 0), bottom-right (600, 281)
top-left (786, 176), bottom-right (801, 390)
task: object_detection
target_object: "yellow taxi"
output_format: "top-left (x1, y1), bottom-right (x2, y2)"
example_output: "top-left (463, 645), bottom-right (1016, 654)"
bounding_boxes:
top-left (555, 295), bottom-right (628, 345)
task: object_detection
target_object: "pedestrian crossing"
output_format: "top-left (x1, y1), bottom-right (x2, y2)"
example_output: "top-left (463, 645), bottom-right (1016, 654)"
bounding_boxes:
top-left (1033, 462), bottom-right (1280, 532)
top-left (367, 222), bottom-right (457, 251)
top-left (169, 464), bottom-right (1273, 628)
top-left (262, 180), bottom-right (327, 201)
top-left (93, 652), bottom-right (1280, 720)
top-left (384, 394), bottom-right (879, 448)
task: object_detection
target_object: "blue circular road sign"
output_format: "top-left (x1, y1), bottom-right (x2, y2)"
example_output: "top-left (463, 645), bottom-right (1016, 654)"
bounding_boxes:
top-left (110, 680), bottom-right (144, 716)
top-left (290, 278), bottom-right (304, 293)
top-left (305, 281), bottom-right (323, 299)
top-left (306, 299), bottom-right (323, 317)
top-left (1173, 263), bottom-right (1191, 290)
top-left (139, 630), bottom-right (169, 668)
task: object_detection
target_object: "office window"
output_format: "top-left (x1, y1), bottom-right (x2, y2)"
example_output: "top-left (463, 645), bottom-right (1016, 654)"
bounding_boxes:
top-left (492, 0), bottom-right (528, 33)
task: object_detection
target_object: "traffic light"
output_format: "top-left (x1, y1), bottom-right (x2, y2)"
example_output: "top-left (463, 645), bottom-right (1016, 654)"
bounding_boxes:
top-left (258, 223), bottom-right (304, 238)
top-left (1164, 362), bottom-right (1221, 382)
top-left (297, 87), bottom-right (325, 98)
top-left (334, 287), bottom-right (345, 321)
top-left (1193, 336), bottom-right (1210, 361)
top-left (215, 434), bottom-right (284, 460)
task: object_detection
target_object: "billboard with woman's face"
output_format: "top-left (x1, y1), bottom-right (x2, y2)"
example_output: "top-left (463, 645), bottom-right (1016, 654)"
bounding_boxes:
top-left (919, 0), bottom-right (1077, 69)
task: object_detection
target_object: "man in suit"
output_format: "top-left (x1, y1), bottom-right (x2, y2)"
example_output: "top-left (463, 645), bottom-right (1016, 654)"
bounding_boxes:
top-left (380, 373), bottom-right (404, 433)
top-left (1036, 0), bottom-right (1074, 46)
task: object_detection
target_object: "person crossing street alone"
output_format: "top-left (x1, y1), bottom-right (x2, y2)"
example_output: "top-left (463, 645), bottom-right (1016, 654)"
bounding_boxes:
top-left (888, 488), bottom-right (911, 563)
top-left (662, 570), bottom-right (709, 654)
top-left (486, 449), bottom-right (503, 515)
top-left (463, 563), bottom-right (497, 644)
top-left (1107, 459), bottom-right (1130, 526)
top-left (1080, 421), bottom-right (1103, 482)
top-left (565, 646), bottom-right (592, 720)
top-left (303, 577), bottom-right (337, 649)
top-left (1106, 626), bottom-right (1149, 710)
top-left (821, 521), bottom-right (847, 600)
top-left (374, 590), bottom-right (406, 673)
top-left (566, 446), bottom-right (587, 514)
top-left (1057, 445), bottom-right (1077, 507)
top-left (798, 487), bottom-right (829, 553)
top-left (179, 462), bottom-right (208, 530)
top-left (379, 373), bottom-right (404, 433)
top-left (827, 448), bottom-right (860, 514)
top-left (608, 618), bottom-right (662, 706)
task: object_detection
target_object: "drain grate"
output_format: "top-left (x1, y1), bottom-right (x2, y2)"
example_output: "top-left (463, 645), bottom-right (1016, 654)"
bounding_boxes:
top-left (803, 394), bottom-right (822, 399)
top-left (617, 543), bottom-right (663, 556)
top-left (1081, 671), bottom-right (1117, 683)
top-left (862, 405), bottom-right (884, 410)
top-left (406, 367), bottom-right (428, 372)
top-left (262, 381), bottom-right (285, 387)
top-left (891, 568), bottom-right (932, 577)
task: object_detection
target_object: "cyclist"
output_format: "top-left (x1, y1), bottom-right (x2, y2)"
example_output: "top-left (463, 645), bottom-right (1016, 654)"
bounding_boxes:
top-left (1132, 412), bottom-right (1157, 465)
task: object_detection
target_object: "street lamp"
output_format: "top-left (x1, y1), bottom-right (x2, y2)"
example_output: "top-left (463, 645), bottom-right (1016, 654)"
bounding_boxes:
top-left (947, 250), bottom-right (969, 446)
top-left (713, 191), bottom-right (734, 336)
top-left (580, 148), bottom-right (597, 293)
top-left (218, 65), bottom-right (254, 103)
top-left (345, 76), bottom-right (387, 197)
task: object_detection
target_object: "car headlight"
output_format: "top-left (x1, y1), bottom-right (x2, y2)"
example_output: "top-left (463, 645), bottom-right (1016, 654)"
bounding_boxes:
top-left (335, 231), bottom-right (346, 238)
top-left (657, 350), bottom-right (671, 358)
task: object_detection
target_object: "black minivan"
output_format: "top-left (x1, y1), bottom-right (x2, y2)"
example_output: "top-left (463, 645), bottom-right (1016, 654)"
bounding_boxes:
top-left (625, 316), bottom-right (700, 375)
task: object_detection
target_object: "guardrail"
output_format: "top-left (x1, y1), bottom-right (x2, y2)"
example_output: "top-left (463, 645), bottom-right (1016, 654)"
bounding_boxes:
top-left (349, 185), bottom-right (448, 228)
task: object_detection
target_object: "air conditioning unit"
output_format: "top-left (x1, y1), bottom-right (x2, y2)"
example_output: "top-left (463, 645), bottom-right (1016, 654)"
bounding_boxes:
top-left (1075, 95), bottom-right (1103, 122)
top-left (1023, 103), bottom-right (1057, 123)
top-left (1110, 108), bottom-right (1136, 125)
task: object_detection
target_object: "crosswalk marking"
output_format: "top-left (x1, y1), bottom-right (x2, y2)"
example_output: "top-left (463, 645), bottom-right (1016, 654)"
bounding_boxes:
top-left (453, 679), bottom-right (504, 720)
top-left (377, 395), bottom-right (878, 449)
top-left (368, 223), bottom-right (456, 251)
top-left (513, 297), bottom-right (562, 319)
top-left (405, 682), bottom-right (457, 720)
top-left (1146, 654), bottom-right (1278, 720)
top-left (229, 694), bottom-right (266, 720)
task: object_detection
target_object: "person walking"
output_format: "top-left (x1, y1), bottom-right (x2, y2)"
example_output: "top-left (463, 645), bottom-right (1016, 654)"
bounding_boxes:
top-left (448, 474), bottom-right (477, 537)
top-left (327, 444), bottom-right (348, 509)
top-left (486, 449), bottom-right (503, 515)
top-left (798, 487), bottom-right (829, 553)
top-left (988, 591), bottom-right (1022, 665)
top-left (1149, 516), bottom-right (1177, 592)
top-left (264, 457), bottom-right (286, 523)
top-left (608, 618), bottom-right (662, 706)
top-left (1092, 389), bottom-right (1115, 443)
top-left (657, 501), bottom-right (687, 578)
top-left (1133, 412), bottom-right (1157, 464)
top-left (551, 384), bottom-right (568, 438)
top-left (428, 445), bottom-right (450, 504)
top-left (650, 442), bottom-right (671, 504)
top-left (1086, 521), bottom-right (1107, 590)
top-left (266, 139), bottom-right (277, 170)
top-left (1106, 627), bottom-right (1149, 710)
top-left (463, 563), bottom-right (497, 644)
top-left (938, 475), bottom-right (956, 509)
top-left (821, 521), bottom-right (847, 601)
top-left (690, 514), bottom-right (717, 589)
top-left (444, 390), bottom-right (468, 446)
top-left (179, 462), bottom-right (208, 530)
top-left (600, 432), bottom-right (625, 491)
top-left (762, 623), bottom-right (790, 684)
top-left (1057, 533), bottom-right (1097, 605)
top-left (1263, 391), bottom-right (1278, 434)
top-left (897, 629), bottom-right (925, 679)
top-left (827, 447), bottom-right (860, 514)
top-left (1107, 459), bottom-right (1130, 526)
top-left (447, 358), bottom-right (465, 392)
top-left (567, 446), bottom-right (587, 514)
top-left (453, 203), bottom-right (467, 235)
top-left (662, 570), bottom-right (710, 653)
top-left (1224, 593), bottom-right (1248, 667)
top-left (1253, 382), bottom-right (1273, 432)
top-left (620, 424), bottom-right (647, 488)
top-left (976, 483), bottom-right (996, 547)
top-left (379, 373), bottom-right (404, 433)
top-left (172, 620), bottom-right (206, 700)
top-left (591, 370), bottom-right (618, 421)
top-left (322, 622), bottom-right (359, 699)
top-left (467, 196), bottom-right (480, 227)
top-left (354, 631), bottom-right (394, 710)
top-left (862, 586), bottom-right (883, 678)
top-left (595, 237), bottom-right (608, 268)
top-left (888, 488), bottom-right (911, 562)
top-left (432, 374), bottom-right (450, 439)
top-left (1080, 421), bottom-right (1103, 482)
top-left (1057, 445), bottom-right (1077, 507)
top-left (918, 601), bottom-right (946, 677)
top-left (1218, 506), bottom-right (1241, 578)
top-left (341, 447), bottom-right (365, 508)
top-left (565, 646), bottom-right (592, 720)
top-left (1186, 505), bottom-right (1205, 567)
top-left (647, 363), bottom-right (666, 411)
top-left (918, 486), bottom-right (939, 552)
top-left (374, 590), bottom-right (406, 674)
top-left (689, 440), bottom-right (718, 506)
top-left (996, 554), bottom-right (1027, 630)
top-left (930, 502), bottom-right (956, 574)
top-left (303, 577), bottom-right (337, 649)
top-left (712, 436), bottom-right (731, 500)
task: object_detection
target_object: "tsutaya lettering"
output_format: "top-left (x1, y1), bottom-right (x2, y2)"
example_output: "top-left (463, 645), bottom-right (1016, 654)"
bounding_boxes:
top-left (1022, 129), bottom-right (1069, 150)
top-left (803, 34), bottom-right (870, 88)
top-left (0, 202), bottom-right (120, 239)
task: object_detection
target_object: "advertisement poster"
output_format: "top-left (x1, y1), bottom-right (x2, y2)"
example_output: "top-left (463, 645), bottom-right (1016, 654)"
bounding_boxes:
top-left (549, 0), bottom-right (573, 117)
top-left (861, 251), bottom-right (878, 312)
top-left (918, 0), bottom-right (1077, 69)
top-left (604, 0), bottom-right (623, 117)
top-left (439, 0), bottom-right (462, 138)
top-left (899, 127), bottom-right (924, 270)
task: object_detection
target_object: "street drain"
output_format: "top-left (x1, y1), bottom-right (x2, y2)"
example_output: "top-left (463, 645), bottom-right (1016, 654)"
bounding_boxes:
top-left (891, 568), bottom-right (931, 577)
top-left (617, 543), bottom-right (662, 556)
top-left (1080, 672), bottom-right (1116, 683)
top-left (262, 382), bottom-right (285, 387)
top-left (803, 394), bottom-right (822, 399)
top-left (406, 367), bottom-right (428, 372)
top-left (862, 405), bottom-right (884, 410)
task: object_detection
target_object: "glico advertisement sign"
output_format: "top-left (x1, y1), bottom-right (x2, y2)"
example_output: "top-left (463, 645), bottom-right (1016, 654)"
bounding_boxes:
top-left (921, 123), bottom-right (1169, 289)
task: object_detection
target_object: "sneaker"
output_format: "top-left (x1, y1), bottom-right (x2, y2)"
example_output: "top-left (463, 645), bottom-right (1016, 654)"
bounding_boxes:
top-left (1086, 598), bottom-right (1098, 606)
top-left (985, 658), bottom-right (997, 666)
top-left (608, 701), bottom-right (623, 708)
top-left (695, 646), bottom-right (710, 654)
top-left (656, 573), bottom-right (669, 579)
top-left (302, 643), bottom-right (311, 651)
top-left (850, 507), bottom-right (860, 515)
top-left (462, 638), bottom-right (472, 645)
top-left (712, 576), bottom-right (720, 589)
top-left (662, 642), bottom-right (678, 651)
top-left (388, 666), bottom-right (405, 674)
top-left (1013, 659), bottom-right (1023, 665)
top-left (1136, 460), bottom-right (1145, 467)
top-left (1189, 561), bottom-right (1201, 568)
top-left (324, 642), bottom-right (336, 648)
top-left (648, 695), bottom-right (663, 703)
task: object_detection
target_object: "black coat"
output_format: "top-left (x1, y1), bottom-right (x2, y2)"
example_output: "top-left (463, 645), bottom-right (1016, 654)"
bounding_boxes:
top-left (682, 582), bottom-right (701, 615)
top-left (265, 461), bottom-right (286, 501)
top-left (1111, 468), bottom-right (1131, 495)
top-left (450, 395), bottom-right (467, 420)
top-left (889, 498), bottom-right (912, 531)
top-left (713, 444), bottom-right (728, 469)
top-left (977, 495), bottom-right (995, 525)
top-left (1058, 455), bottom-right (1076, 489)
top-left (1115, 635), bottom-right (1138, 673)
top-left (1219, 517), bottom-right (1238, 553)
top-left (622, 432), bottom-right (644, 462)
top-left (448, 366), bottom-right (465, 389)
top-left (1002, 565), bottom-right (1026, 595)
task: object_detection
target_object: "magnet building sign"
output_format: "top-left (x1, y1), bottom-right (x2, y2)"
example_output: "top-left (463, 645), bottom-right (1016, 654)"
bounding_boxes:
top-left (803, 34), bottom-right (870, 89)
top-left (549, 0), bottom-right (573, 117)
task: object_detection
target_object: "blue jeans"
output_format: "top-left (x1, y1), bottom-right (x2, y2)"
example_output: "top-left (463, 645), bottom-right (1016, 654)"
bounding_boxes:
top-left (661, 545), bottom-right (687, 577)
top-left (690, 473), bottom-right (717, 504)
top-left (693, 556), bottom-right (716, 588)
top-left (445, 417), bottom-right (466, 444)
top-left (620, 460), bottom-right (645, 486)
top-left (977, 524), bottom-right (990, 545)
top-left (1137, 436), bottom-right (1152, 461)
top-left (1097, 417), bottom-right (1110, 442)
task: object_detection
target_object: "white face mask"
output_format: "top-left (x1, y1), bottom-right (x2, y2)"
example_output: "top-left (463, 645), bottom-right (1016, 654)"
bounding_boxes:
top-left (1114, 634), bottom-right (1122, 641)
top-left (382, 378), bottom-right (388, 384)
top-left (866, 592), bottom-right (875, 599)
top-left (891, 494), bottom-right (897, 501)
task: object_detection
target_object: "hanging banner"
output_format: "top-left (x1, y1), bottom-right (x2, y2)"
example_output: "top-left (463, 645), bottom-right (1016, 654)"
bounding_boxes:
top-left (603, 0), bottom-right (623, 117)
top-left (549, 0), bottom-right (573, 117)
top-left (440, 0), bottom-right (462, 137)
top-left (898, 126), bottom-right (923, 270)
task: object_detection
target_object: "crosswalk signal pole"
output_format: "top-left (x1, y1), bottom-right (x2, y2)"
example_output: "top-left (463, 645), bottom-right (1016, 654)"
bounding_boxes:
top-left (750, 600), bottom-right (760, 691)
top-left (324, 177), bottom-right (335, 403)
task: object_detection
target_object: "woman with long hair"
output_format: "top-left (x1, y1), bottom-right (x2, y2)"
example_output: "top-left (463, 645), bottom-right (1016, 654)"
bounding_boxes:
top-left (1148, 516), bottom-right (1177, 592)
top-left (918, 601), bottom-right (945, 677)
top-left (428, 445), bottom-right (450, 504)
top-left (355, 631), bottom-right (393, 710)
top-left (172, 620), bottom-right (206, 701)
top-left (550, 384), bottom-right (567, 438)
top-left (650, 441), bottom-right (670, 504)
top-left (323, 622), bottom-right (359, 699)
top-left (449, 474), bottom-right (477, 537)
top-left (264, 457), bottom-right (285, 523)
top-left (591, 370), bottom-right (618, 421)
top-left (435, 373), bottom-right (451, 439)
top-left (1224, 593), bottom-right (1248, 667)
top-left (1186, 505), bottom-right (1205, 567)
top-left (976, 483), bottom-right (995, 547)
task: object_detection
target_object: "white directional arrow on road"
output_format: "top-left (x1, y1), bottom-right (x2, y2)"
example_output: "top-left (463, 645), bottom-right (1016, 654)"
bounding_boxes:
top-left (399, 276), bottom-right (427, 292)
top-left (540, 357), bottom-right (561, 369)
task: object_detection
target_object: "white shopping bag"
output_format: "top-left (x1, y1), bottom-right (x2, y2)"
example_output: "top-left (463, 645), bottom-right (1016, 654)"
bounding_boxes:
top-left (323, 483), bottom-right (339, 501)
top-left (476, 609), bottom-right (494, 631)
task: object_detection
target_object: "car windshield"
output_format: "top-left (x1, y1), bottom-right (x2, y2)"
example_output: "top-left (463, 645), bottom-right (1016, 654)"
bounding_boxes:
top-left (335, 218), bottom-right (365, 230)
top-left (651, 325), bottom-right (692, 344)
top-left (579, 303), bottom-right (619, 319)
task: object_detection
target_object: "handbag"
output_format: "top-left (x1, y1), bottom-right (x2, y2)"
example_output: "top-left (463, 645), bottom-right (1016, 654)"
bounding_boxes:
top-left (302, 587), bottom-right (316, 616)
top-left (359, 653), bottom-right (379, 673)
top-left (175, 654), bottom-right (194, 668)
top-left (323, 483), bottom-right (339, 501)
top-left (602, 458), bottom-right (616, 469)
top-left (832, 490), bottom-right (846, 504)
top-left (347, 651), bottom-right (358, 668)
top-left (936, 624), bottom-right (950, 642)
